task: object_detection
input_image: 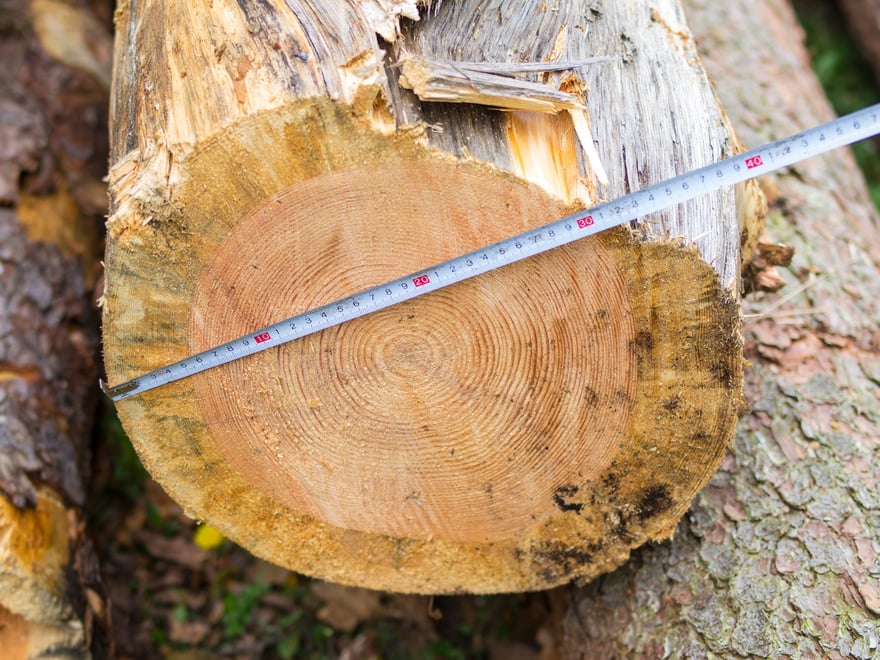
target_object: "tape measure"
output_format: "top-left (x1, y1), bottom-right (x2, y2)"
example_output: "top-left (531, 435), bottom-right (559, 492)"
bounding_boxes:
top-left (103, 103), bottom-right (880, 402)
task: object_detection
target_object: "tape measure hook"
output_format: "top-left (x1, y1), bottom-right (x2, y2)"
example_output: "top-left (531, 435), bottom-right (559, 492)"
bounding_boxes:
top-left (100, 378), bottom-right (140, 398)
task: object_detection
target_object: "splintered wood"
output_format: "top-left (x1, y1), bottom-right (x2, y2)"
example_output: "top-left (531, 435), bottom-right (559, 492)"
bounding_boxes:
top-left (396, 55), bottom-right (611, 184)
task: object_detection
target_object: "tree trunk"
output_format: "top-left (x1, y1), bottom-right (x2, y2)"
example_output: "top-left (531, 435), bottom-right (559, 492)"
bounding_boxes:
top-left (562, 0), bottom-right (880, 656)
top-left (837, 0), bottom-right (880, 82)
top-left (102, 0), bottom-right (761, 593)
top-left (0, 0), bottom-right (112, 656)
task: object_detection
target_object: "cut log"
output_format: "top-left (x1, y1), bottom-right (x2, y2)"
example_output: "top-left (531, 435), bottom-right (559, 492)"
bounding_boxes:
top-left (102, 0), bottom-right (760, 593)
top-left (0, 0), bottom-right (111, 655)
top-left (561, 0), bottom-right (880, 655)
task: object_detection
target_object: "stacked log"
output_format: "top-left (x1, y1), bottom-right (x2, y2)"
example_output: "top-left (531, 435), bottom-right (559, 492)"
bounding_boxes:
top-left (101, 0), bottom-right (765, 593)
top-left (0, 0), bottom-right (112, 655)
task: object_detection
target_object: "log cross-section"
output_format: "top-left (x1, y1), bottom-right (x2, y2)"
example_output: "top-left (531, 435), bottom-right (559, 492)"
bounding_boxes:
top-left (102, 0), bottom-right (756, 593)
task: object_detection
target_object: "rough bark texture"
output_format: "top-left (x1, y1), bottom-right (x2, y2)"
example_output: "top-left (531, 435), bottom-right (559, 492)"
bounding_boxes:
top-left (0, 0), bottom-right (111, 656)
top-left (837, 0), bottom-right (880, 83)
top-left (103, 0), bottom-right (757, 593)
top-left (562, 0), bottom-right (880, 657)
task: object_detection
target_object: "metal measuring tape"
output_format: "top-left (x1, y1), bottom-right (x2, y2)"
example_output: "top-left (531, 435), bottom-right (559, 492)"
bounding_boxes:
top-left (104, 103), bottom-right (880, 402)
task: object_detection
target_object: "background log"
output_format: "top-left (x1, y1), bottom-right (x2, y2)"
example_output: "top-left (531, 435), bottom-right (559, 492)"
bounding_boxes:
top-left (0, 0), bottom-right (111, 656)
top-left (837, 0), bottom-right (880, 83)
top-left (562, 0), bottom-right (880, 655)
top-left (103, 0), bottom-right (758, 593)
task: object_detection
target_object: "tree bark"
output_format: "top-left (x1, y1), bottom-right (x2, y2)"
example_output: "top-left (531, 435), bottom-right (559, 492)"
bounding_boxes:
top-left (102, 0), bottom-right (760, 593)
top-left (837, 0), bottom-right (880, 83)
top-left (562, 0), bottom-right (880, 656)
top-left (0, 0), bottom-right (111, 656)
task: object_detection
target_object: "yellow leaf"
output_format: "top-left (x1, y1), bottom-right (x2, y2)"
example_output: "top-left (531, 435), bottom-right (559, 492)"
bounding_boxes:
top-left (193, 524), bottom-right (225, 550)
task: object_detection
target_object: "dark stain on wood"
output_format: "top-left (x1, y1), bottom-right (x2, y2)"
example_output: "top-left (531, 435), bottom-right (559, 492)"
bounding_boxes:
top-left (636, 484), bottom-right (673, 521)
top-left (553, 484), bottom-right (584, 513)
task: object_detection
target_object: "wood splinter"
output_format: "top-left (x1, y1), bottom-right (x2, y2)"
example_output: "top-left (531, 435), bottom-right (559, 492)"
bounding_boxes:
top-left (396, 54), bottom-right (612, 185)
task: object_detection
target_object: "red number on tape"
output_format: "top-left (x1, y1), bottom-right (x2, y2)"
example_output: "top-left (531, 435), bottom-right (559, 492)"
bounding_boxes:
top-left (254, 332), bottom-right (272, 344)
top-left (577, 216), bottom-right (594, 229)
top-left (413, 275), bottom-right (431, 287)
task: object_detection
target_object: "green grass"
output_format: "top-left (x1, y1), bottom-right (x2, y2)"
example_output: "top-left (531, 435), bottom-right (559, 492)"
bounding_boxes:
top-left (221, 583), bottom-right (272, 639)
top-left (792, 0), bottom-right (880, 209)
